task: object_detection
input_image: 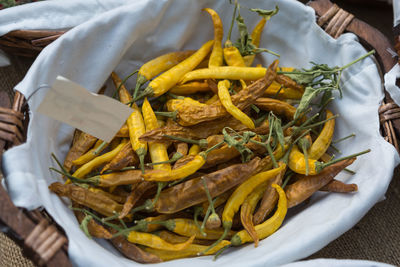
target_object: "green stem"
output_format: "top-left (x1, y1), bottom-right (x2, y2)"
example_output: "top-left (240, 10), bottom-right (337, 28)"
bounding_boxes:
top-left (251, 104), bottom-right (260, 113)
top-left (330, 144), bottom-right (341, 154)
top-left (133, 74), bottom-right (147, 100)
top-left (200, 222), bottom-right (231, 255)
top-left (70, 206), bottom-right (122, 231)
top-left (213, 244), bottom-right (232, 260)
top-left (202, 141), bottom-right (225, 157)
top-left (226, 0), bottom-right (238, 44)
top-left (200, 202), bottom-right (212, 237)
top-left (339, 50), bottom-right (375, 71)
top-left (297, 114), bottom-right (338, 131)
top-left (255, 48), bottom-right (280, 57)
top-left (163, 135), bottom-right (208, 149)
top-left (167, 92), bottom-right (185, 99)
top-left (316, 149), bottom-right (371, 173)
top-left (193, 206), bottom-right (203, 232)
top-left (266, 142), bottom-right (278, 168)
top-left (281, 172), bottom-right (294, 189)
top-left (332, 133), bottom-right (356, 144)
top-left (112, 70), bottom-right (139, 99)
top-left (152, 182), bottom-right (167, 207)
top-left (93, 141), bottom-right (108, 155)
top-left (154, 111), bottom-right (178, 120)
top-left (201, 177), bottom-right (216, 214)
top-left (146, 152), bottom-right (183, 166)
top-left (79, 214), bottom-right (93, 239)
top-left (255, 113), bottom-right (268, 127)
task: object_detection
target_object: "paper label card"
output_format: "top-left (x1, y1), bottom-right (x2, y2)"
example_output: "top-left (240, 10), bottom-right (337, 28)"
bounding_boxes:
top-left (37, 76), bottom-right (132, 142)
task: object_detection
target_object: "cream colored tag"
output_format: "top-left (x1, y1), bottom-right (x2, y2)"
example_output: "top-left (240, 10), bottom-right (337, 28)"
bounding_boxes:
top-left (37, 76), bottom-right (132, 142)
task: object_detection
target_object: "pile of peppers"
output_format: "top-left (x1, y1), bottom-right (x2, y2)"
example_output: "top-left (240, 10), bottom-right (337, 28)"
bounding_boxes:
top-left (48, 3), bottom-right (371, 263)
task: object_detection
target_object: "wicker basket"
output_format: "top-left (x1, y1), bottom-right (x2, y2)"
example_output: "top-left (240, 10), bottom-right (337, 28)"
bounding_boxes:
top-left (0, 0), bottom-right (399, 266)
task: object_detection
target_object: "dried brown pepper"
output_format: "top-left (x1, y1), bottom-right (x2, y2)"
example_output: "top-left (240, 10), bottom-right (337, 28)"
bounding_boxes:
top-left (49, 182), bottom-right (123, 217)
top-left (285, 158), bottom-right (356, 208)
top-left (154, 157), bottom-right (261, 214)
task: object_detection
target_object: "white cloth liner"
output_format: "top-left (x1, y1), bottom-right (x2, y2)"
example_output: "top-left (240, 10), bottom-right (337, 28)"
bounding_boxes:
top-left (1, 0), bottom-right (399, 266)
top-left (384, 63), bottom-right (400, 106)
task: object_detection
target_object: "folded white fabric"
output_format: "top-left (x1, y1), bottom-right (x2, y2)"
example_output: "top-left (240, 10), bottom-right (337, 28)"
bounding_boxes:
top-left (1, 0), bottom-right (399, 266)
top-left (0, 0), bottom-right (133, 66)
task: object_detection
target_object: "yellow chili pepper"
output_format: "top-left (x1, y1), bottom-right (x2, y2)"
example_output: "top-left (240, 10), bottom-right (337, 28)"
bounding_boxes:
top-left (223, 2), bottom-right (246, 67)
top-left (218, 80), bottom-right (255, 129)
top-left (288, 145), bottom-right (319, 175)
top-left (142, 153), bottom-right (205, 182)
top-left (188, 144), bottom-right (201, 155)
top-left (162, 218), bottom-right (235, 240)
top-left (134, 50), bottom-right (195, 98)
top-left (142, 98), bottom-right (171, 172)
top-left (243, 18), bottom-right (266, 67)
top-left (111, 72), bottom-right (132, 104)
top-left (111, 72), bottom-right (147, 173)
top-left (203, 8), bottom-right (223, 68)
top-left (127, 105), bottom-right (147, 173)
top-left (223, 163), bottom-right (286, 231)
top-left (230, 184), bottom-right (287, 246)
top-left (139, 40), bottom-right (214, 98)
top-left (224, 46), bottom-right (246, 67)
top-left (144, 240), bottom-right (231, 261)
top-left (240, 181), bottom-right (267, 247)
top-left (308, 110), bottom-right (335, 160)
top-left (204, 163), bottom-right (286, 253)
top-left (180, 66), bottom-right (266, 84)
top-left (127, 231), bottom-right (195, 251)
top-left (72, 139), bottom-right (105, 166)
top-left (169, 81), bottom-right (211, 95)
top-left (205, 94), bottom-right (219, 105)
top-left (264, 81), bottom-right (303, 99)
top-left (72, 139), bottom-right (128, 178)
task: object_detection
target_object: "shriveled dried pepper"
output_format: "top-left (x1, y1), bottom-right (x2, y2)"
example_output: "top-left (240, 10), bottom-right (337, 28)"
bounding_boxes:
top-left (110, 233), bottom-right (162, 263)
top-left (73, 204), bottom-right (112, 239)
top-left (253, 168), bottom-right (284, 225)
top-left (49, 182), bottom-right (123, 217)
top-left (101, 142), bottom-right (138, 173)
top-left (231, 184), bottom-right (287, 246)
top-left (154, 157), bottom-right (261, 214)
top-left (160, 218), bottom-right (235, 240)
top-left (285, 158), bottom-right (356, 208)
top-left (63, 132), bottom-right (97, 173)
top-left (320, 179), bottom-right (358, 193)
